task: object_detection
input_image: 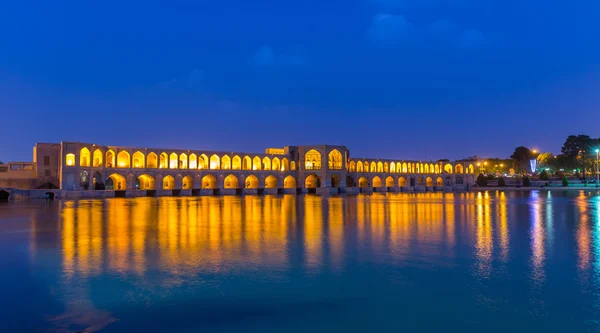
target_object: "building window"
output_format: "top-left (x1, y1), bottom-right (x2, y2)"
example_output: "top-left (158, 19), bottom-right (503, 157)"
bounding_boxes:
top-left (45, 170), bottom-right (51, 177)
top-left (65, 154), bottom-right (75, 166)
top-left (44, 156), bottom-right (50, 166)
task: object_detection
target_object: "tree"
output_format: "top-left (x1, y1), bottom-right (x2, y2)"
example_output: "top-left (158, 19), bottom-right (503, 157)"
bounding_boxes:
top-left (498, 177), bottom-right (506, 187)
top-left (539, 170), bottom-right (549, 181)
top-left (476, 174), bottom-right (487, 186)
top-left (510, 146), bottom-right (532, 174)
top-left (562, 176), bottom-right (569, 187)
top-left (523, 176), bottom-right (531, 187)
top-left (558, 135), bottom-right (599, 171)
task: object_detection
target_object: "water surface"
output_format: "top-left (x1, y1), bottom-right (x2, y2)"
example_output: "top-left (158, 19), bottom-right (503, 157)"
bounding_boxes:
top-left (1, 191), bottom-right (599, 332)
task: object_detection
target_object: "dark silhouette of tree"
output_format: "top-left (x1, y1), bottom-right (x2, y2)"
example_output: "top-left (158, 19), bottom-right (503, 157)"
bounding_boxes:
top-left (476, 174), bottom-right (487, 186)
top-left (510, 146), bottom-right (532, 174)
top-left (498, 177), bottom-right (506, 187)
top-left (523, 176), bottom-right (531, 187)
top-left (539, 170), bottom-right (549, 180)
top-left (562, 176), bottom-right (569, 187)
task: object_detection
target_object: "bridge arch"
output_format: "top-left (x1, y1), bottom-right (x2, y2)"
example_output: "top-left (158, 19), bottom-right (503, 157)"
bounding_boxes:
top-left (284, 175), bottom-right (297, 188)
top-left (224, 174), bottom-right (240, 189)
top-left (245, 174), bottom-right (259, 188)
top-left (385, 176), bottom-right (395, 187)
top-left (305, 174), bottom-right (321, 188)
top-left (358, 176), bottom-right (369, 188)
top-left (265, 175), bottom-right (278, 188)
top-left (137, 174), bottom-right (155, 190)
top-left (201, 174), bottom-right (217, 189)
top-left (106, 173), bottom-right (126, 190)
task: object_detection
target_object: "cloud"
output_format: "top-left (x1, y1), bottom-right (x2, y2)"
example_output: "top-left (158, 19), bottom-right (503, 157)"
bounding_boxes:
top-left (250, 46), bottom-right (308, 68)
top-left (368, 13), bottom-right (415, 46)
top-left (152, 68), bottom-right (205, 91)
top-left (368, 14), bottom-right (489, 48)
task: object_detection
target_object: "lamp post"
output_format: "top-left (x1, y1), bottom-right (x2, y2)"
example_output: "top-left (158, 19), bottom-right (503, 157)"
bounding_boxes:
top-left (596, 149), bottom-right (600, 187)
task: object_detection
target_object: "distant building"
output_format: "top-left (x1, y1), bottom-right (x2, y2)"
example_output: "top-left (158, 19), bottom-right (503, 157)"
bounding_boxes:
top-left (0, 142), bottom-right (476, 198)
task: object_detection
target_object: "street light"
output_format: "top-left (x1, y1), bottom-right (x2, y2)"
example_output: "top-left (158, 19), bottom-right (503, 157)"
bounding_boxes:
top-left (596, 149), bottom-right (600, 187)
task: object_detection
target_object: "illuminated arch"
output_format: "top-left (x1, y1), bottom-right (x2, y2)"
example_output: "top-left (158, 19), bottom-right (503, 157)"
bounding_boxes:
top-left (468, 164), bottom-right (474, 174)
top-left (435, 164), bottom-right (440, 174)
top-left (290, 161), bottom-right (296, 170)
top-left (385, 176), bottom-right (395, 187)
top-left (163, 175), bottom-right (175, 189)
top-left (388, 162), bottom-right (394, 173)
top-left (282, 158), bottom-right (290, 171)
top-left (272, 157), bottom-right (280, 171)
top-left (201, 174), bottom-right (217, 189)
top-left (106, 150), bottom-right (115, 168)
top-left (346, 176), bottom-right (356, 187)
top-left (179, 153), bottom-right (188, 169)
top-left (426, 177), bottom-right (433, 187)
top-left (430, 164), bottom-right (435, 174)
top-left (265, 175), bottom-right (278, 188)
top-left (252, 156), bottom-right (262, 170)
top-left (159, 153), bottom-right (168, 169)
top-left (65, 153), bottom-right (76, 166)
top-left (132, 151), bottom-right (145, 168)
top-left (358, 176), bottom-right (369, 188)
top-left (79, 148), bottom-right (90, 167)
top-left (444, 164), bottom-right (453, 174)
top-left (455, 164), bottom-right (464, 174)
top-left (147, 153), bottom-right (158, 169)
top-left (372, 176), bottom-right (382, 188)
top-left (224, 174), bottom-right (239, 189)
top-left (436, 177), bottom-right (444, 186)
top-left (262, 156), bottom-right (271, 170)
top-left (412, 163), bottom-right (416, 173)
top-left (242, 156), bottom-right (252, 170)
top-left (377, 162), bottom-right (383, 173)
top-left (305, 174), bottom-right (321, 188)
top-left (305, 149), bottom-right (322, 170)
top-left (363, 161), bottom-right (369, 172)
top-left (398, 176), bottom-right (407, 187)
top-left (245, 174), bottom-right (259, 189)
top-left (169, 153), bottom-right (178, 169)
top-left (370, 161), bottom-right (377, 173)
top-left (416, 164), bottom-right (420, 173)
top-left (182, 175), bottom-right (193, 189)
top-left (349, 161), bottom-right (356, 172)
top-left (137, 174), bottom-right (155, 190)
top-left (417, 177), bottom-right (424, 186)
top-left (232, 155), bottom-right (241, 170)
top-left (189, 153), bottom-right (197, 169)
top-left (210, 154), bottom-right (220, 170)
top-left (92, 149), bottom-right (103, 167)
top-left (284, 175), bottom-right (296, 188)
top-left (357, 162), bottom-right (364, 172)
top-left (424, 164), bottom-right (429, 173)
top-left (328, 149), bottom-right (343, 170)
top-left (402, 163), bottom-right (407, 173)
top-left (199, 154), bottom-right (208, 170)
top-left (117, 151), bottom-right (130, 168)
top-left (107, 173), bottom-right (126, 190)
top-left (221, 155), bottom-right (231, 170)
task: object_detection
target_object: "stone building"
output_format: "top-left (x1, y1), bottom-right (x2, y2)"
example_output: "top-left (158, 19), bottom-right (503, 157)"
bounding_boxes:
top-left (0, 141), bottom-right (476, 198)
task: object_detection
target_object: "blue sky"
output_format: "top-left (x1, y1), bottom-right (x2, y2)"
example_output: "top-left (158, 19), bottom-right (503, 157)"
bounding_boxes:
top-left (1, 0), bottom-right (599, 161)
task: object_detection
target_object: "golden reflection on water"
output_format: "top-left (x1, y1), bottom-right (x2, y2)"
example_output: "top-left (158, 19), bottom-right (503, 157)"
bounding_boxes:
top-left (475, 191), bottom-right (493, 277)
top-left (530, 192), bottom-right (545, 283)
top-left (576, 193), bottom-right (591, 272)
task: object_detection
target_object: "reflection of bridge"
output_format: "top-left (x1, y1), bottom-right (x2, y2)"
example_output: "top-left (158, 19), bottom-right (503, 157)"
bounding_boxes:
top-left (20, 142), bottom-right (476, 197)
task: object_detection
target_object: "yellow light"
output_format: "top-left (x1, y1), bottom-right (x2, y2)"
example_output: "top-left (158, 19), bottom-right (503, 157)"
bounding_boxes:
top-left (500, 164), bottom-right (504, 167)
top-left (484, 162), bottom-right (488, 166)
top-left (477, 163), bottom-right (481, 166)
top-left (533, 149), bottom-right (538, 154)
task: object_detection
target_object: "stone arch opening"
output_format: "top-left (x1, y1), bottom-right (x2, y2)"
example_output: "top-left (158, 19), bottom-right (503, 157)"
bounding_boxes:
top-left (305, 174), bottom-right (321, 188)
top-left (162, 175), bottom-right (175, 189)
top-left (284, 175), bottom-right (297, 188)
top-left (398, 176), bottom-right (407, 187)
top-left (221, 155), bottom-right (231, 170)
top-left (179, 153), bottom-right (188, 169)
top-left (106, 173), bottom-right (126, 190)
top-left (372, 176), bottom-right (383, 188)
top-left (93, 149), bottom-right (103, 167)
top-left (281, 158), bottom-right (290, 171)
top-left (189, 153), bottom-right (198, 169)
top-left (252, 156), bottom-right (262, 170)
top-left (132, 151), bottom-right (145, 168)
top-left (358, 176), bottom-right (369, 188)
top-left (346, 176), bottom-right (356, 187)
top-left (331, 174), bottom-right (340, 188)
top-left (147, 152), bottom-right (158, 169)
top-left (0, 190), bottom-right (9, 201)
top-left (455, 164), bottom-right (464, 174)
top-left (305, 149), bottom-right (322, 170)
top-left (169, 153), bottom-right (178, 169)
top-left (137, 174), bottom-right (156, 190)
top-left (117, 151), bottom-right (130, 168)
top-left (245, 175), bottom-right (259, 189)
top-left (444, 164), bottom-right (453, 174)
top-left (410, 177), bottom-right (415, 187)
top-left (199, 154), bottom-right (208, 170)
top-left (265, 175), bottom-right (278, 188)
top-left (262, 157), bottom-right (271, 170)
top-left (272, 157), bottom-right (281, 171)
top-left (182, 175), bottom-right (193, 189)
top-left (106, 150), bottom-right (115, 168)
top-left (201, 174), bottom-right (217, 189)
top-left (436, 177), bottom-right (444, 186)
top-left (80, 171), bottom-right (89, 189)
top-left (92, 172), bottom-right (104, 190)
top-left (232, 155), bottom-right (241, 170)
top-left (224, 174), bottom-right (240, 189)
top-left (80, 147), bottom-right (91, 167)
top-left (159, 153), bottom-right (168, 169)
top-left (243, 156), bottom-right (252, 170)
top-left (349, 161), bottom-right (356, 172)
top-left (328, 149), bottom-right (343, 170)
top-left (426, 177), bottom-right (433, 187)
top-left (385, 176), bottom-right (395, 187)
